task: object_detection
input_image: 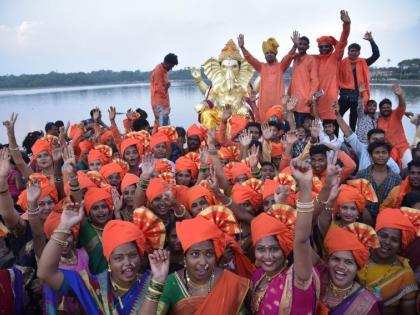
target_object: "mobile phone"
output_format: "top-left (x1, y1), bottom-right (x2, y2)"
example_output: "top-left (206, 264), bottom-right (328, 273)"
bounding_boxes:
top-left (313, 90), bottom-right (324, 99)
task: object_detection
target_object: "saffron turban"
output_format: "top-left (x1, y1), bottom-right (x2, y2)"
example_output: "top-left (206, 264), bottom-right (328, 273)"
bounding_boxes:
top-left (100, 130), bottom-right (114, 145)
top-left (121, 173), bottom-right (139, 193)
top-left (187, 185), bottom-right (215, 212)
top-left (17, 174), bottom-right (58, 211)
top-left (146, 177), bottom-right (170, 202)
top-left (251, 212), bottom-right (294, 256)
top-left (84, 187), bottom-right (112, 214)
top-left (44, 210), bottom-right (79, 239)
top-left (99, 162), bottom-right (124, 180)
top-left (262, 179), bottom-right (280, 200)
top-left (88, 149), bottom-right (110, 165)
top-left (264, 105), bottom-right (284, 123)
top-left (31, 139), bottom-right (52, 157)
top-left (150, 131), bottom-right (170, 149)
top-left (78, 140), bottom-right (94, 153)
top-left (231, 183), bottom-right (262, 212)
top-left (262, 37), bottom-right (279, 55)
top-left (176, 216), bottom-right (226, 259)
top-left (325, 226), bottom-right (371, 268)
top-left (376, 208), bottom-right (419, 249)
top-left (102, 220), bottom-right (146, 261)
top-left (229, 116), bottom-right (249, 140)
top-left (187, 124), bottom-right (206, 142)
top-left (120, 137), bottom-right (143, 157)
top-left (218, 146), bottom-right (239, 162)
top-left (334, 179), bottom-right (378, 214)
top-left (230, 162), bottom-right (252, 181)
top-left (317, 36), bottom-right (337, 47)
top-left (175, 156), bottom-right (198, 179)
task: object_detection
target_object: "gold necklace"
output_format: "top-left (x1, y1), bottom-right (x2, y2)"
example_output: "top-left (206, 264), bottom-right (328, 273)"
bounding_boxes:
top-left (60, 250), bottom-right (77, 265)
top-left (328, 281), bottom-right (354, 299)
top-left (264, 265), bottom-right (287, 282)
top-left (110, 274), bottom-right (139, 293)
top-left (185, 270), bottom-right (215, 294)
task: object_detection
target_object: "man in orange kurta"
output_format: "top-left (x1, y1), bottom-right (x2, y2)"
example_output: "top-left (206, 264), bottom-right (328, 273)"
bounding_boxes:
top-left (288, 36), bottom-right (319, 127)
top-left (377, 84), bottom-right (412, 168)
top-left (238, 33), bottom-right (298, 121)
top-left (314, 10), bottom-right (351, 120)
top-left (150, 53), bottom-right (178, 125)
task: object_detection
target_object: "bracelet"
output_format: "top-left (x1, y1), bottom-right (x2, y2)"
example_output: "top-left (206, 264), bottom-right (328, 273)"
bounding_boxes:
top-left (69, 182), bottom-right (80, 188)
top-left (145, 294), bottom-right (160, 303)
top-left (297, 207), bottom-right (314, 213)
top-left (174, 205), bottom-right (186, 218)
top-left (315, 196), bottom-right (328, 206)
top-left (150, 279), bottom-right (164, 290)
top-left (296, 201), bottom-right (314, 209)
top-left (27, 208), bottom-right (40, 216)
top-left (0, 188), bottom-right (9, 194)
top-left (54, 228), bottom-right (72, 235)
top-left (51, 235), bottom-right (69, 247)
top-left (224, 198), bottom-right (233, 207)
top-left (69, 185), bottom-right (80, 192)
top-left (8, 147), bottom-right (20, 151)
top-left (148, 287), bottom-right (162, 296)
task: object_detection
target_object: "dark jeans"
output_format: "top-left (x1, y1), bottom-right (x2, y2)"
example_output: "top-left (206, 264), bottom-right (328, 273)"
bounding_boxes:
top-left (294, 112), bottom-right (312, 128)
top-left (339, 89), bottom-right (359, 131)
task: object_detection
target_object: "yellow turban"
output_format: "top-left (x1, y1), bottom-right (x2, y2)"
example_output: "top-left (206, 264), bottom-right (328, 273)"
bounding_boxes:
top-left (262, 37), bottom-right (279, 55)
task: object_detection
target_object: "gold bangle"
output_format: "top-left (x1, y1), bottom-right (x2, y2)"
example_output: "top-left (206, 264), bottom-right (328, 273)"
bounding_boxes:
top-left (0, 188), bottom-right (9, 194)
top-left (145, 295), bottom-right (159, 303)
top-left (174, 205), bottom-right (186, 218)
top-left (297, 207), bottom-right (314, 213)
top-left (296, 201), bottom-right (314, 209)
top-left (51, 235), bottom-right (69, 247)
top-left (54, 228), bottom-right (72, 235)
top-left (150, 278), bottom-right (165, 287)
top-left (148, 287), bottom-right (162, 296)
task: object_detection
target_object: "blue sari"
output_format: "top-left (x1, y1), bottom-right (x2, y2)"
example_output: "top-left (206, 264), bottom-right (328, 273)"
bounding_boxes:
top-left (59, 269), bottom-right (151, 315)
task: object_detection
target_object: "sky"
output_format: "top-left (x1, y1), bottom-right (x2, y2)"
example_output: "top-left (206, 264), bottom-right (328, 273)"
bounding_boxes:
top-left (0, 0), bottom-right (419, 75)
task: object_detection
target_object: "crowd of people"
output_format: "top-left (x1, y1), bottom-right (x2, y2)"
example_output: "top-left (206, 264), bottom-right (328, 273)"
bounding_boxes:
top-left (1, 9), bottom-right (420, 315)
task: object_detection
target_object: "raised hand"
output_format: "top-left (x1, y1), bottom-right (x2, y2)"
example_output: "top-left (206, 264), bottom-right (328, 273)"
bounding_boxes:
top-left (26, 180), bottom-right (42, 204)
top-left (238, 130), bottom-right (252, 148)
top-left (200, 148), bottom-right (209, 167)
top-left (363, 31), bottom-right (373, 41)
top-left (0, 147), bottom-right (10, 178)
top-left (332, 101), bottom-right (340, 116)
top-left (358, 82), bottom-right (367, 94)
top-left (126, 108), bottom-right (134, 120)
top-left (286, 96), bottom-right (298, 112)
top-left (237, 34), bottom-right (245, 48)
top-left (207, 128), bottom-right (216, 147)
top-left (281, 95), bottom-right (289, 106)
top-left (309, 119), bottom-right (321, 139)
top-left (248, 145), bottom-right (259, 170)
top-left (291, 30), bottom-right (300, 46)
top-left (51, 140), bottom-right (63, 162)
top-left (285, 130), bottom-right (298, 145)
top-left (221, 105), bottom-right (232, 123)
top-left (62, 144), bottom-right (76, 166)
top-left (290, 159), bottom-right (313, 184)
top-left (112, 189), bottom-right (123, 213)
top-left (141, 152), bottom-right (155, 179)
top-left (60, 202), bottom-right (84, 230)
top-left (207, 168), bottom-right (220, 193)
top-left (340, 10), bottom-right (351, 24)
top-left (2, 112), bottom-right (18, 135)
top-left (274, 186), bottom-right (290, 204)
top-left (261, 123), bottom-right (274, 141)
top-left (148, 249), bottom-right (170, 283)
top-left (392, 84), bottom-right (403, 96)
top-left (108, 106), bottom-right (117, 122)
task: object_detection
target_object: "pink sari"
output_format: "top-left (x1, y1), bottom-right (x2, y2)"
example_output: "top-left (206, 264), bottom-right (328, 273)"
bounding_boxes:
top-left (251, 266), bottom-right (320, 315)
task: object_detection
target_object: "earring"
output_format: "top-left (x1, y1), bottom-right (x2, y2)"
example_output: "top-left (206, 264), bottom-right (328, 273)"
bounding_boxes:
top-left (183, 259), bottom-right (187, 268)
top-left (108, 264), bottom-right (111, 272)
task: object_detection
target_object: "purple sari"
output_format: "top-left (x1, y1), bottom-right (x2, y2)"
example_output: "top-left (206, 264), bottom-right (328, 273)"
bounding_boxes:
top-left (328, 288), bottom-right (381, 315)
top-left (251, 266), bottom-right (320, 315)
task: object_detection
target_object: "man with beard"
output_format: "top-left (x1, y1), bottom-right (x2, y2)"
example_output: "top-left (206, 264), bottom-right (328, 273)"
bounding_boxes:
top-left (238, 32), bottom-right (299, 120)
top-left (356, 140), bottom-right (401, 223)
top-left (288, 36), bottom-right (319, 127)
top-left (377, 84), bottom-right (412, 168)
top-left (381, 158), bottom-right (420, 209)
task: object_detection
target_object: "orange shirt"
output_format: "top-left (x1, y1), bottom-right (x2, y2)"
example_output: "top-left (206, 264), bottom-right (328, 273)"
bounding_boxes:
top-left (150, 63), bottom-right (169, 107)
top-left (339, 58), bottom-right (370, 105)
top-left (288, 54), bottom-right (319, 114)
top-left (377, 105), bottom-right (409, 155)
top-left (314, 23), bottom-right (350, 120)
top-left (244, 52), bottom-right (295, 120)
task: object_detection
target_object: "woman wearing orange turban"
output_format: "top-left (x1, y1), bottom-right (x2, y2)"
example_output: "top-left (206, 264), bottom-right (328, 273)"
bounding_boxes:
top-left (158, 216), bottom-right (250, 314)
top-left (150, 131), bottom-right (171, 160)
top-left (228, 162), bottom-right (252, 183)
top-left (31, 138), bottom-right (54, 171)
top-left (357, 208), bottom-right (419, 314)
top-left (87, 149), bottom-right (109, 172)
top-left (37, 202), bottom-right (170, 314)
top-left (119, 173), bottom-right (139, 221)
top-left (175, 156), bottom-right (198, 187)
top-left (320, 225), bottom-right (381, 314)
top-left (120, 137), bottom-right (144, 175)
top-left (99, 162), bottom-right (124, 191)
top-left (250, 160), bottom-right (320, 314)
top-left (187, 185), bottom-right (216, 216)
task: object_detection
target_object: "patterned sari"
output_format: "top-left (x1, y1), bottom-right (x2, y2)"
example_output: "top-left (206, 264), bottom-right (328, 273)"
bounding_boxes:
top-left (358, 256), bottom-right (418, 308)
top-left (157, 270), bottom-right (250, 314)
top-left (251, 266), bottom-right (320, 315)
top-left (58, 269), bottom-right (151, 315)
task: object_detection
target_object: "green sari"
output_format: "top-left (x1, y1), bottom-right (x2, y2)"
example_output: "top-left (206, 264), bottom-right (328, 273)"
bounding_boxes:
top-left (78, 220), bottom-right (108, 274)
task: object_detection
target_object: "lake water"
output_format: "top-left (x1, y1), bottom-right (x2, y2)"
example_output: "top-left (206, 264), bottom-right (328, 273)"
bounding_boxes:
top-left (0, 81), bottom-right (419, 145)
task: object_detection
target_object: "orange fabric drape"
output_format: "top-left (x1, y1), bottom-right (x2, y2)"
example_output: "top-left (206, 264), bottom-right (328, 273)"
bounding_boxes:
top-left (339, 57), bottom-right (370, 105)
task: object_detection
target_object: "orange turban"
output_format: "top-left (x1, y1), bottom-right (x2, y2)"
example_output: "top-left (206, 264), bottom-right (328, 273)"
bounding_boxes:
top-left (265, 105), bottom-right (284, 123)
top-left (88, 149), bottom-right (109, 165)
top-left (376, 208), bottom-right (418, 249)
top-left (229, 115), bottom-right (249, 140)
top-left (187, 124), bottom-right (206, 142)
top-left (120, 137), bottom-right (143, 157)
top-left (100, 130), bottom-right (113, 145)
top-left (31, 139), bottom-right (52, 157)
top-left (17, 175), bottom-right (58, 210)
top-left (218, 146), bottom-right (239, 162)
top-left (102, 220), bottom-right (146, 261)
top-left (78, 140), bottom-right (94, 153)
top-left (99, 162), bottom-right (124, 180)
top-left (262, 179), bottom-right (280, 200)
top-left (155, 159), bottom-right (173, 174)
top-left (251, 212), bottom-right (294, 256)
top-left (44, 211), bottom-right (79, 239)
top-left (230, 162), bottom-right (251, 181)
top-left (325, 226), bottom-right (370, 268)
top-left (176, 216), bottom-right (226, 259)
top-left (150, 131), bottom-right (170, 149)
top-left (121, 173), bottom-right (139, 193)
top-left (231, 183), bottom-right (262, 211)
top-left (84, 187), bottom-right (112, 214)
top-left (77, 171), bottom-right (96, 189)
top-left (146, 177), bottom-right (170, 202)
top-left (187, 185), bottom-right (215, 212)
top-left (317, 36), bottom-right (337, 47)
top-left (175, 156), bottom-right (198, 179)
top-left (334, 179), bottom-right (378, 214)
top-left (271, 143), bottom-right (284, 158)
